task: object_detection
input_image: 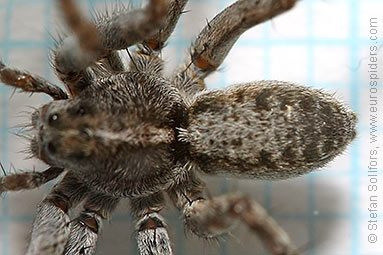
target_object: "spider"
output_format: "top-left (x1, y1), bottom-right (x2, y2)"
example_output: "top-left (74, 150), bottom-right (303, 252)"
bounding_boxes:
top-left (0, 0), bottom-right (357, 254)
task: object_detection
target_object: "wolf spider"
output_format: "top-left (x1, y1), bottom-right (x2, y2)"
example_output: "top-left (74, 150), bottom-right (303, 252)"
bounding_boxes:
top-left (0, 0), bottom-right (356, 254)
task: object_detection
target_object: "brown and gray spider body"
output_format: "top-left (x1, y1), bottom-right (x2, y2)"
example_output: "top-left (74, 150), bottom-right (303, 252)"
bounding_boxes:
top-left (0, 0), bottom-right (356, 254)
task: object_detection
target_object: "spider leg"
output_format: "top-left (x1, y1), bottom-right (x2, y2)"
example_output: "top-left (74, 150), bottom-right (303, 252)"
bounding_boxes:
top-left (126, 0), bottom-right (188, 76)
top-left (63, 193), bottom-right (120, 255)
top-left (103, 51), bottom-right (125, 72)
top-left (141, 0), bottom-right (188, 52)
top-left (169, 177), bottom-right (297, 255)
top-left (0, 60), bottom-right (68, 100)
top-left (0, 166), bottom-right (64, 195)
top-left (130, 193), bottom-right (173, 255)
top-left (171, 0), bottom-right (296, 97)
top-left (54, 0), bottom-right (167, 96)
top-left (185, 193), bottom-right (298, 255)
top-left (27, 172), bottom-right (89, 255)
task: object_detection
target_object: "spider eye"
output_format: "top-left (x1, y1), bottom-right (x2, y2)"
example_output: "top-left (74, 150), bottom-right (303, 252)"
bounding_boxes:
top-left (48, 114), bottom-right (59, 125)
top-left (77, 107), bottom-right (85, 116)
top-left (47, 141), bottom-right (57, 154)
top-left (68, 106), bottom-right (87, 116)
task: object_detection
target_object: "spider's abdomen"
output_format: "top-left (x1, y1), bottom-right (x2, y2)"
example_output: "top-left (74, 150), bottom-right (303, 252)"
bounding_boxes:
top-left (182, 81), bottom-right (357, 179)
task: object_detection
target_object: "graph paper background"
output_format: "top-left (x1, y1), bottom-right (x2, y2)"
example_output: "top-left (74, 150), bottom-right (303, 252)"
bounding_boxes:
top-left (0, 0), bottom-right (382, 254)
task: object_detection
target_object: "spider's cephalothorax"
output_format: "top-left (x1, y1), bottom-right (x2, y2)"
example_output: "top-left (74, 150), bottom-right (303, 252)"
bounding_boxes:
top-left (0, 0), bottom-right (356, 255)
top-left (31, 72), bottom-right (189, 197)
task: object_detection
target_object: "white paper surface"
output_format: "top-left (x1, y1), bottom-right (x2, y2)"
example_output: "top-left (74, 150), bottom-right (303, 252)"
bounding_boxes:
top-left (0, 0), bottom-right (382, 254)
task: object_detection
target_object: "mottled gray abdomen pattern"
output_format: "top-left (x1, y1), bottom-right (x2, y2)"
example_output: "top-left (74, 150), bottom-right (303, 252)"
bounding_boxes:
top-left (183, 81), bottom-right (357, 179)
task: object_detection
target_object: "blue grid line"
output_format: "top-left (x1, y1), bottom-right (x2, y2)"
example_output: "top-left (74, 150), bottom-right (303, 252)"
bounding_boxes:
top-left (169, 38), bottom-right (378, 46)
top-left (262, 19), bottom-right (273, 225)
top-left (0, 0), bottom-right (13, 254)
top-left (306, 1), bottom-right (316, 254)
top-left (1, 38), bottom-right (381, 47)
top-left (3, 211), bottom-right (383, 223)
top-left (0, 1), bottom-right (378, 254)
top-left (218, 3), bottom-right (230, 252)
top-left (313, 170), bottom-right (383, 177)
top-left (349, 0), bottom-right (361, 254)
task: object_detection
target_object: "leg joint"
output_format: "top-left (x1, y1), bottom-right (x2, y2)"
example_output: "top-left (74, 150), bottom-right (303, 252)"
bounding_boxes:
top-left (78, 211), bottom-right (102, 234)
top-left (136, 212), bottom-right (166, 232)
top-left (46, 193), bottom-right (71, 213)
